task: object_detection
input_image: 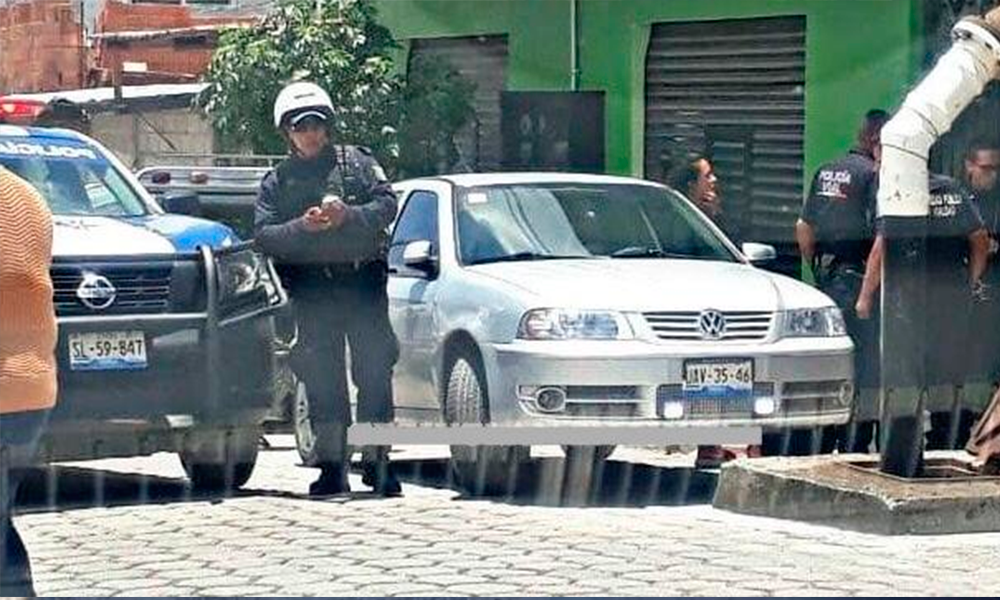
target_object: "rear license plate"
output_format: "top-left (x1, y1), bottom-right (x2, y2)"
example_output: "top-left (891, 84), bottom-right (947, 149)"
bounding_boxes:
top-left (68, 331), bottom-right (147, 371)
top-left (683, 358), bottom-right (753, 398)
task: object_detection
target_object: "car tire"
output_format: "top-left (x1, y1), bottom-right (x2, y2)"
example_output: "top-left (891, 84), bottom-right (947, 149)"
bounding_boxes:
top-left (444, 350), bottom-right (529, 496)
top-left (179, 426), bottom-right (260, 491)
top-left (292, 381), bottom-right (320, 467)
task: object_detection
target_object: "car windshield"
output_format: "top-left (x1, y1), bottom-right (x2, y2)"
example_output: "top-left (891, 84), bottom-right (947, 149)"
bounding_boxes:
top-left (455, 182), bottom-right (737, 266)
top-left (0, 136), bottom-right (148, 217)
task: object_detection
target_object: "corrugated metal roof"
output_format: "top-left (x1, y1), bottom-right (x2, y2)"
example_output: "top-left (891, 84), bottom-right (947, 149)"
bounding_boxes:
top-left (90, 23), bottom-right (243, 42)
top-left (4, 83), bottom-right (208, 105)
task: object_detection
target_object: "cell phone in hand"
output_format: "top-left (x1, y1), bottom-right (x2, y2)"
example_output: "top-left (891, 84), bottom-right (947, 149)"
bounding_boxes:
top-left (321, 194), bottom-right (340, 210)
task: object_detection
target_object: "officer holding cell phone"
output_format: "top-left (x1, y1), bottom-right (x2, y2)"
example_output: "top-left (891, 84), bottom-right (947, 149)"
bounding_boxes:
top-left (254, 81), bottom-right (401, 496)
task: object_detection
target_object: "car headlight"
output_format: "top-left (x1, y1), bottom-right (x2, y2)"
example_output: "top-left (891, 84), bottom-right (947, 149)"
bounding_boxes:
top-left (217, 249), bottom-right (263, 301)
top-left (517, 309), bottom-right (634, 340)
top-left (779, 307), bottom-right (847, 338)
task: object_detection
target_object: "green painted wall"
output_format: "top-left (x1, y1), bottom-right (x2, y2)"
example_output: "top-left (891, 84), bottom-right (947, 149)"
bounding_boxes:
top-left (376, 0), bottom-right (922, 187)
top-left (375, 0), bottom-right (573, 90)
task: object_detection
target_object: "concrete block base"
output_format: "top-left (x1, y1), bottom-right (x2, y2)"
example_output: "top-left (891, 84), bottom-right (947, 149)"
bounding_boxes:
top-left (713, 451), bottom-right (1000, 535)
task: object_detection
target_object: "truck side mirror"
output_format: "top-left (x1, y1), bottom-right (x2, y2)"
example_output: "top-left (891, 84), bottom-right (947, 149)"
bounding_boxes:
top-left (160, 191), bottom-right (202, 217)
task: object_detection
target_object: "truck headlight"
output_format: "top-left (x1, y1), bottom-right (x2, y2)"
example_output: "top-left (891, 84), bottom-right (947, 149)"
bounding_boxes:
top-left (517, 309), bottom-right (634, 340)
top-left (217, 249), bottom-right (263, 301)
top-left (779, 307), bottom-right (847, 338)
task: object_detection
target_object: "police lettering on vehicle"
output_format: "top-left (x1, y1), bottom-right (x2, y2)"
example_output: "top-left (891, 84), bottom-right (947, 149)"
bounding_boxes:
top-left (0, 140), bottom-right (97, 160)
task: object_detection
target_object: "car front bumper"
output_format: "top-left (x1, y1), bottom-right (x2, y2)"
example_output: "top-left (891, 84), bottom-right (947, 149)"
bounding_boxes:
top-left (483, 336), bottom-right (854, 432)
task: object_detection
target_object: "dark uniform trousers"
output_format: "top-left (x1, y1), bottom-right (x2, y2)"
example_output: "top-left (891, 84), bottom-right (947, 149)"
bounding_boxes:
top-left (816, 261), bottom-right (880, 452)
top-left (290, 262), bottom-right (399, 466)
top-left (818, 262), bottom-right (880, 390)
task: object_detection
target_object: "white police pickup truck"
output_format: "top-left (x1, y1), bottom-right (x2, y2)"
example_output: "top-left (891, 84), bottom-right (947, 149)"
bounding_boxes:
top-left (0, 125), bottom-right (286, 490)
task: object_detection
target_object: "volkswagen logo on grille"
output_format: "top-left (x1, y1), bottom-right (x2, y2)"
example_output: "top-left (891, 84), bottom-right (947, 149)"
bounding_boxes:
top-left (697, 309), bottom-right (727, 340)
top-left (76, 272), bottom-right (116, 310)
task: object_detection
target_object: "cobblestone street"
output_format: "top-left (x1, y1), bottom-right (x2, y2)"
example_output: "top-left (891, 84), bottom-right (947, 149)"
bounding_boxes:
top-left (11, 439), bottom-right (1000, 596)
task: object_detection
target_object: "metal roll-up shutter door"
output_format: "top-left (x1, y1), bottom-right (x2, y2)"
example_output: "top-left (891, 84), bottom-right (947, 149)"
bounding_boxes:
top-left (409, 35), bottom-right (508, 172)
top-left (644, 16), bottom-right (806, 245)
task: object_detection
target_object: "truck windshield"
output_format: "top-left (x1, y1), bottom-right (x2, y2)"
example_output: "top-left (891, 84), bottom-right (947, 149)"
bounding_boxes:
top-left (0, 136), bottom-right (148, 217)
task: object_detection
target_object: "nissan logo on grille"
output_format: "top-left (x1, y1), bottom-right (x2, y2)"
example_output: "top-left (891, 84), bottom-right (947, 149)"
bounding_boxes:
top-left (697, 309), bottom-right (726, 340)
top-left (76, 272), bottom-right (117, 310)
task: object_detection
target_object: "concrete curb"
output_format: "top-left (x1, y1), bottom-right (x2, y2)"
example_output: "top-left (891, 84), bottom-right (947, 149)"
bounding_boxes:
top-left (713, 451), bottom-right (1000, 535)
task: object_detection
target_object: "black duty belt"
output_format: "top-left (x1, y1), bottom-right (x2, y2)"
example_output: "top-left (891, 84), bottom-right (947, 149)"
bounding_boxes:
top-left (318, 261), bottom-right (380, 278)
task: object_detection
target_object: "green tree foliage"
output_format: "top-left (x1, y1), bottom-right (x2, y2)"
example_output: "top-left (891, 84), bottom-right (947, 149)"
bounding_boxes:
top-left (200, 0), bottom-right (477, 178)
top-left (201, 0), bottom-right (401, 161)
top-left (397, 53), bottom-right (477, 177)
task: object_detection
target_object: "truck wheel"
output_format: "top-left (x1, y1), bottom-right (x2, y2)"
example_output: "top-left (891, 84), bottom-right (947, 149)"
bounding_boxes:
top-left (179, 426), bottom-right (260, 491)
top-left (292, 381), bottom-right (320, 467)
top-left (445, 350), bottom-right (528, 496)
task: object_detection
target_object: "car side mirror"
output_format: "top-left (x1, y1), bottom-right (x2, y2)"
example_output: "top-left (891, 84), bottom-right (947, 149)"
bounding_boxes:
top-left (742, 242), bottom-right (777, 265)
top-left (160, 191), bottom-right (202, 217)
top-left (402, 240), bottom-right (438, 275)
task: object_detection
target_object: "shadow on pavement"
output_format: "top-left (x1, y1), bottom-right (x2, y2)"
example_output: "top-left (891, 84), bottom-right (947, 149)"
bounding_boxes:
top-left (11, 456), bottom-right (717, 513)
top-left (387, 457), bottom-right (719, 508)
top-left (11, 466), bottom-right (280, 513)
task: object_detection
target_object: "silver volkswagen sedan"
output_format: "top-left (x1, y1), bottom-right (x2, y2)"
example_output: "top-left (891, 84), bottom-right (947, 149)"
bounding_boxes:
top-left (376, 173), bottom-right (853, 491)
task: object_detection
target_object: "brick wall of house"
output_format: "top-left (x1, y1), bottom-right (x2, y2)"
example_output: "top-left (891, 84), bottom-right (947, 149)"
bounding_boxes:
top-left (92, 1), bottom-right (253, 85)
top-left (0, 0), bottom-right (255, 93)
top-left (98, 36), bottom-right (217, 83)
top-left (96, 1), bottom-right (242, 32)
top-left (0, 0), bottom-right (85, 93)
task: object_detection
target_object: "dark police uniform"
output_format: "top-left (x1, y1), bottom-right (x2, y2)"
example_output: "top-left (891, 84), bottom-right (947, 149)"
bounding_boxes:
top-left (801, 149), bottom-right (879, 383)
top-left (920, 175), bottom-right (984, 386)
top-left (972, 188), bottom-right (1000, 383)
top-left (879, 175), bottom-right (985, 450)
top-left (801, 149), bottom-right (878, 290)
top-left (254, 144), bottom-right (399, 480)
top-left (800, 148), bottom-right (879, 452)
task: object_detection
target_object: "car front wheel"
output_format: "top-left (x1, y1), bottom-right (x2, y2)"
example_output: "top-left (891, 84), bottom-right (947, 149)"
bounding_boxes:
top-left (445, 350), bottom-right (529, 496)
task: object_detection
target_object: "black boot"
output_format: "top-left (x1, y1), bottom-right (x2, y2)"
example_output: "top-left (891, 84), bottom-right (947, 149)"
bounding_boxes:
top-left (309, 423), bottom-right (351, 497)
top-left (361, 446), bottom-right (402, 497)
top-left (309, 465), bottom-right (350, 496)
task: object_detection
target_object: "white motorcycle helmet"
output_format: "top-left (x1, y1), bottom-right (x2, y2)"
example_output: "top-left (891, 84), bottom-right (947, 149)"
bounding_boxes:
top-left (273, 81), bottom-right (335, 129)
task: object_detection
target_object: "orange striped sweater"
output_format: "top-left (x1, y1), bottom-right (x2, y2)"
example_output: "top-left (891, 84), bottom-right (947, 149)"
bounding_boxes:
top-left (0, 166), bottom-right (57, 414)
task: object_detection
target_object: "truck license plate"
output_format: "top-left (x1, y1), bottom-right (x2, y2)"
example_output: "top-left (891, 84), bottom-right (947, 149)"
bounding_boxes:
top-left (68, 331), bottom-right (147, 371)
top-left (683, 358), bottom-right (753, 397)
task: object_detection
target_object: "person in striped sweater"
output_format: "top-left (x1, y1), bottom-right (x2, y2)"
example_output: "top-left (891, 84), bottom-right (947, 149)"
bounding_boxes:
top-left (0, 166), bottom-right (57, 597)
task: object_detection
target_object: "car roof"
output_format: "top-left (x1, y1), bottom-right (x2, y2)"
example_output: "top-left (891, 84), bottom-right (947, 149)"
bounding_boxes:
top-left (0, 124), bottom-right (90, 143)
top-left (398, 172), bottom-right (668, 189)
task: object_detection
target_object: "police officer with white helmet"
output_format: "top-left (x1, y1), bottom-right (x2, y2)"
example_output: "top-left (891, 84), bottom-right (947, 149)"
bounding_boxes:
top-left (255, 81), bottom-right (401, 496)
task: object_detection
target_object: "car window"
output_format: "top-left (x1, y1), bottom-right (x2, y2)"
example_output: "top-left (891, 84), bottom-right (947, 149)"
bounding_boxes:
top-left (454, 183), bottom-right (736, 265)
top-left (0, 137), bottom-right (148, 217)
top-left (388, 189), bottom-right (439, 271)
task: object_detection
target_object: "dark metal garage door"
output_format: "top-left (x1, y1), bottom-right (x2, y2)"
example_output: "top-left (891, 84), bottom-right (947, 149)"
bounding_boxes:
top-left (409, 35), bottom-right (508, 172)
top-left (644, 15), bottom-right (806, 246)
